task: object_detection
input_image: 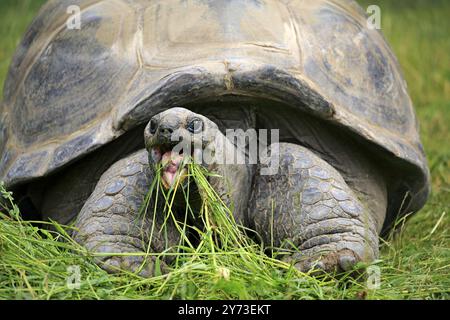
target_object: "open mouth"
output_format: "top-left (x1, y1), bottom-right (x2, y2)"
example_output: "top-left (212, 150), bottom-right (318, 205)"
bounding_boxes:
top-left (151, 143), bottom-right (190, 189)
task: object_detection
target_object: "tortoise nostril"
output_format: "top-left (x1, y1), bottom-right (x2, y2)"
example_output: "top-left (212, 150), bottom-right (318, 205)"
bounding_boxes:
top-left (160, 126), bottom-right (174, 136)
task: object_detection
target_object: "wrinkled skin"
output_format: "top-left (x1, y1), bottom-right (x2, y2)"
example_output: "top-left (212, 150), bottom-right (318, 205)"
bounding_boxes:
top-left (72, 108), bottom-right (385, 275)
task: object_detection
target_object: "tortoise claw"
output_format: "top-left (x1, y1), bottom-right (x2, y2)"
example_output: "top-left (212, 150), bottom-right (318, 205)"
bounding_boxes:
top-left (292, 249), bottom-right (362, 274)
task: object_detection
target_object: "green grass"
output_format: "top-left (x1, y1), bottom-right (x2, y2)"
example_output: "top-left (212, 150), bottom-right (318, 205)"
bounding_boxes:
top-left (0, 0), bottom-right (449, 300)
top-left (0, 165), bottom-right (369, 300)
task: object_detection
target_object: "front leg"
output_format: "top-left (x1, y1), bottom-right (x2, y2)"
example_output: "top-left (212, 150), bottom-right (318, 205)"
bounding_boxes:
top-left (248, 143), bottom-right (381, 273)
top-left (73, 150), bottom-right (180, 277)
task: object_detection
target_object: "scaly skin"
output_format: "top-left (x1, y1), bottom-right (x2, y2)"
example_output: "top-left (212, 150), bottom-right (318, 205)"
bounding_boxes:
top-left (73, 150), bottom-right (180, 277)
top-left (248, 143), bottom-right (379, 272)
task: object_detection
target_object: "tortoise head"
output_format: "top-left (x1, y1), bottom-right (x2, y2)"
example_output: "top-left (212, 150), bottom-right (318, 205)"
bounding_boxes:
top-left (144, 107), bottom-right (219, 190)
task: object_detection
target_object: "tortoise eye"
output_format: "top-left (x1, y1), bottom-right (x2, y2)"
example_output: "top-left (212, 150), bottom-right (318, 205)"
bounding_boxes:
top-left (149, 119), bottom-right (158, 134)
top-left (187, 119), bottom-right (203, 134)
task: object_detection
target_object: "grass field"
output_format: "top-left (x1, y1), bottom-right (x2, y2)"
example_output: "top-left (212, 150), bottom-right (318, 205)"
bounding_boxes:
top-left (0, 0), bottom-right (448, 300)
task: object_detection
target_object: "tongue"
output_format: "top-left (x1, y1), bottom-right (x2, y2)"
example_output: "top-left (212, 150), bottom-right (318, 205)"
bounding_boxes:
top-left (161, 151), bottom-right (184, 188)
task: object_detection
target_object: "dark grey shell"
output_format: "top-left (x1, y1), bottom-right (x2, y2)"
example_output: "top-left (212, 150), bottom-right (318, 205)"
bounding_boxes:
top-left (0, 0), bottom-right (430, 230)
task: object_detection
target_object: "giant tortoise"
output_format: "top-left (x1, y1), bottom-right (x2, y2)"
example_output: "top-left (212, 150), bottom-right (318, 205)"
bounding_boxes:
top-left (0, 0), bottom-right (430, 275)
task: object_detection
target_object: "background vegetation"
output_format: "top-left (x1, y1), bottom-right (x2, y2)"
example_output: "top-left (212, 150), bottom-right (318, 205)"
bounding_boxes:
top-left (0, 0), bottom-right (448, 299)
